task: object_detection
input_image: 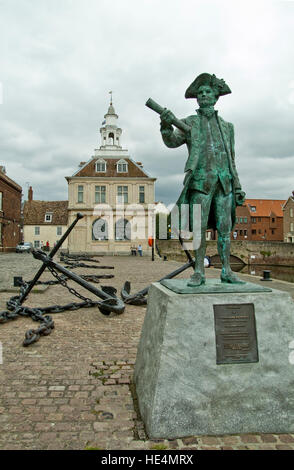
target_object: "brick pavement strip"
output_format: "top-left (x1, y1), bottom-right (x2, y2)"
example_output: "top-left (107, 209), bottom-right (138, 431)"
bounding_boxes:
top-left (1, 253), bottom-right (294, 450)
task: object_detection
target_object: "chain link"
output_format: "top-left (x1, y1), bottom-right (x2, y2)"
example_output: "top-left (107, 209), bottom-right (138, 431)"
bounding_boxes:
top-left (0, 266), bottom-right (104, 346)
top-left (47, 266), bottom-right (96, 304)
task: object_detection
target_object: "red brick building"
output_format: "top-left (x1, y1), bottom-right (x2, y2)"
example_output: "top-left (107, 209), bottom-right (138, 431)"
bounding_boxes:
top-left (231, 204), bottom-right (251, 240)
top-left (200, 199), bottom-right (286, 242)
top-left (245, 199), bottom-right (286, 241)
top-left (0, 166), bottom-right (22, 251)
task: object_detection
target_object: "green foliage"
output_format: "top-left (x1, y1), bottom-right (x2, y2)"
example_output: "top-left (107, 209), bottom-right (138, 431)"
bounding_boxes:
top-left (260, 250), bottom-right (272, 258)
top-left (84, 446), bottom-right (103, 450)
top-left (150, 443), bottom-right (169, 450)
top-left (156, 212), bottom-right (171, 240)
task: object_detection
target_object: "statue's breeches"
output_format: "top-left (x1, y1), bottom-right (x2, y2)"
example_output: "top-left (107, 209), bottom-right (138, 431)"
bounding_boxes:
top-left (189, 181), bottom-right (233, 237)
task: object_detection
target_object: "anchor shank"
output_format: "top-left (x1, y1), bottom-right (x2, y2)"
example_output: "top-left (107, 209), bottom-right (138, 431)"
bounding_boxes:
top-left (46, 258), bottom-right (112, 301)
top-left (18, 213), bottom-right (84, 304)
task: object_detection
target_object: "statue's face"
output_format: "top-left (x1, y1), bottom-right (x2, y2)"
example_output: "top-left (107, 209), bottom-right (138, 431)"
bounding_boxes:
top-left (196, 85), bottom-right (218, 108)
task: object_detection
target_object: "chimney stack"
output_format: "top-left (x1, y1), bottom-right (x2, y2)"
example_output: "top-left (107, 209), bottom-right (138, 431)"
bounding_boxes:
top-left (28, 186), bottom-right (33, 202)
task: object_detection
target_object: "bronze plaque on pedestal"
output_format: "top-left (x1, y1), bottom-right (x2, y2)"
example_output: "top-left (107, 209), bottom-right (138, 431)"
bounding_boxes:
top-left (213, 303), bottom-right (259, 365)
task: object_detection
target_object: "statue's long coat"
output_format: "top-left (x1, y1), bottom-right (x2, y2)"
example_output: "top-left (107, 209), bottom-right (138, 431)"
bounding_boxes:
top-left (161, 113), bottom-right (242, 232)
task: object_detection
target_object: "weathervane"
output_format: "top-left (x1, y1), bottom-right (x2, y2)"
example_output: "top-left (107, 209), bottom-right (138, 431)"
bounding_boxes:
top-left (109, 90), bottom-right (113, 104)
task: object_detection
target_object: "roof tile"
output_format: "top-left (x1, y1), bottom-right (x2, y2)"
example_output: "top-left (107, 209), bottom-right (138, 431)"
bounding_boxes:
top-left (23, 200), bottom-right (68, 225)
top-left (246, 199), bottom-right (286, 217)
top-left (75, 158), bottom-right (148, 178)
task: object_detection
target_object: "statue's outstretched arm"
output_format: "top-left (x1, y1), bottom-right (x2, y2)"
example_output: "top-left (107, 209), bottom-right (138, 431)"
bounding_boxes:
top-left (145, 98), bottom-right (189, 148)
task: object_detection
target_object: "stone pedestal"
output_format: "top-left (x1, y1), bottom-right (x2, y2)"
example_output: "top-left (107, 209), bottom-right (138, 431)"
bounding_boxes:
top-left (134, 280), bottom-right (294, 438)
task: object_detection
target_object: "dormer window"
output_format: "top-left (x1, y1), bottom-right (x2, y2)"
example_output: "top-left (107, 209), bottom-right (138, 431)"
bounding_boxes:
top-left (45, 212), bottom-right (53, 223)
top-left (95, 159), bottom-right (106, 172)
top-left (117, 159), bottom-right (128, 173)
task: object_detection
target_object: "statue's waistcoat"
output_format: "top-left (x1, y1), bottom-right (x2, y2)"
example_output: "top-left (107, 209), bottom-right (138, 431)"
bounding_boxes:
top-left (188, 114), bottom-right (232, 195)
top-left (184, 114), bottom-right (232, 172)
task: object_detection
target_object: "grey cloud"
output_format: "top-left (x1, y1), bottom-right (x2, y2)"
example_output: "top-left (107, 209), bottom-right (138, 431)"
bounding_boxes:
top-left (0, 0), bottom-right (294, 204)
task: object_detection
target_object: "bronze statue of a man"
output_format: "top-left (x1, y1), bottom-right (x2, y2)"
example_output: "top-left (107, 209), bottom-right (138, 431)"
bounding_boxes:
top-left (160, 73), bottom-right (245, 286)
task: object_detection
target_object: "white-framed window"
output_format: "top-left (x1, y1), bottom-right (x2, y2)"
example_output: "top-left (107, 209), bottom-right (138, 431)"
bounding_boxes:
top-left (290, 208), bottom-right (294, 218)
top-left (95, 185), bottom-right (106, 204)
top-left (95, 159), bottom-right (106, 172)
top-left (117, 160), bottom-right (128, 173)
top-left (35, 226), bottom-right (40, 235)
top-left (117, 186), bottom-right (128, 204)
top-left (34, 240), bottom-right (40, 248)
top-left (57, 226), bottom-right (62, 236)
top-left (0, 192), bottom-right (2, 211)
top-left (139, 185), bottom-right (145, 203)
top-left (77, 185), bottom-right (84, 203)
top-left (291, 222), bottom-right (294, 232)
top-left (45, 213), bottom-right (52, 222)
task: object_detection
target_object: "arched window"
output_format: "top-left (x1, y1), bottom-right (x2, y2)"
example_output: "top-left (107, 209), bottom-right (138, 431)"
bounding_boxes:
top-left (108, 133), bottom-right (114, 145)
top-left (92, 218), bottom-right (108, 241)
top-left (115, 218), bottom-right (131, 241)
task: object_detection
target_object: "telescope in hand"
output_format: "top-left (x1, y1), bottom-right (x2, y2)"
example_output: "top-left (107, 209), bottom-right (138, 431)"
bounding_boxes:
top-left (145, 98), bottom-right (191, 133)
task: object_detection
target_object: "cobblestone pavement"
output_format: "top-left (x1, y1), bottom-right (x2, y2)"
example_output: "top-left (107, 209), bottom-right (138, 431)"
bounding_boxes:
top-left (0, 253), bottom-right (294, 450)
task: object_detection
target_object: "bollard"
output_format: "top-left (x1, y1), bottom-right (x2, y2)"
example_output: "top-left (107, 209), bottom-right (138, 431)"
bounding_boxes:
top-left (261, 270), bottom-right (272, 281)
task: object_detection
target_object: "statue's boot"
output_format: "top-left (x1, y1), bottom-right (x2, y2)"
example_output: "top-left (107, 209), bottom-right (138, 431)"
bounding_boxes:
top-left (187, 271), bottom-right (206, 287)
top-left (187, 240), bottom-right (206, 287)
top-left (218, 235), bottom-right (245, 284)
top-left (220, 268), bottom-right (245, 284)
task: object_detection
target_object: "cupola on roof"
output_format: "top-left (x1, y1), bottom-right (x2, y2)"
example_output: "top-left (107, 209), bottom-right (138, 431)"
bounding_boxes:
top-left (99, 94), bottom-right (122, 150)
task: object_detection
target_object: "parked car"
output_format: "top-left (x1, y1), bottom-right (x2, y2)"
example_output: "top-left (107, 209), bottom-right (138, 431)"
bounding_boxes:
top-left (16, 242), bottom-right (33, 253)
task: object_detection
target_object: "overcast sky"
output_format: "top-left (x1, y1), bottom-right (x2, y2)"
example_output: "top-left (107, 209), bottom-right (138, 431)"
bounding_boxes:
top-left (0, 0), bottom-right (294, 206)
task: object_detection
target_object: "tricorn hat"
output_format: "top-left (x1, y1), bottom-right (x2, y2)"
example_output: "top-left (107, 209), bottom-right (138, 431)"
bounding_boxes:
top-left (185, 73), bottom-right (231, 99)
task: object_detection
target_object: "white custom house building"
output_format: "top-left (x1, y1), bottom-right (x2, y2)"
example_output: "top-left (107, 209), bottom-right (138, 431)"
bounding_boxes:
top-left (66, 100), bottom-right (156, 255)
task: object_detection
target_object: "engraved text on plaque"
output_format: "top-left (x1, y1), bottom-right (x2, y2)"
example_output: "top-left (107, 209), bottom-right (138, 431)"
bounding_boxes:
top-left (213, 303), bottom-right (259, 365)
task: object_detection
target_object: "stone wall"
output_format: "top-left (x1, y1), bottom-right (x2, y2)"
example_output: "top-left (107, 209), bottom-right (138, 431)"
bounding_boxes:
top-left (156, 239), bottom-right (294, 266)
